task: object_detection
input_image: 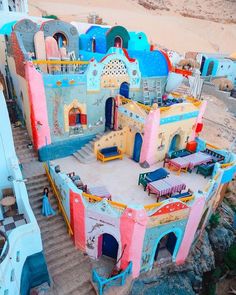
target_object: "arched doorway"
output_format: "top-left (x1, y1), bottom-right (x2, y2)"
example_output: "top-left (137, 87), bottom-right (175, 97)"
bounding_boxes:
top-left (91, 37), bottom-right (96, 52)
top-left (114, 36), bottom-right (123, 48)
top-left (206, 61), bottom-right (214, 76)
top-left (98, 233), bottom-right (119, 260)
top-left (133, 133), bottom-right (143, 162)
top-left (105, 97), bottom-right (114, 130)
top-left (119, 82), bottom-right (130, 98)
top-left (200, 56), bottom-right (206, 74)
top-left (154, 232), bottom-right (177, 263)
top-left (169, 134), bottom-right (180, 155)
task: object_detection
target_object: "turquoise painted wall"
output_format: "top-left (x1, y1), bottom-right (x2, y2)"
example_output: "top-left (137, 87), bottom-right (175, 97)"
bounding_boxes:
top-left (43, 74), bottom-right (111, 142)
top-left (141, 219), bottom-right (188, 272)
top-left (49, 164), bottom-right (81, 221)
top-left (128, 32), bottom-right (150, 51)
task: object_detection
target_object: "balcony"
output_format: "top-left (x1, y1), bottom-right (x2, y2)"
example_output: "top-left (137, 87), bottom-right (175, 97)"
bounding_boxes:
top-left (32, 60), bottom-right (89, 75)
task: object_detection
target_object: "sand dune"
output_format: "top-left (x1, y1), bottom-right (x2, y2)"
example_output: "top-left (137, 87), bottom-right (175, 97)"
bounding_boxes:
top-left (28, 0), bottom-right (236, 54)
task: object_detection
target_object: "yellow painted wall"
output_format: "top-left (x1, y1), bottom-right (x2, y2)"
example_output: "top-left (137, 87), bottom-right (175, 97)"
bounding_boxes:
top-left (147, 208), bottom-right (190, 227)
top-left (156, 103), bottom-right (201, 162)
top-left (94, 127), bottom-right (129, 154)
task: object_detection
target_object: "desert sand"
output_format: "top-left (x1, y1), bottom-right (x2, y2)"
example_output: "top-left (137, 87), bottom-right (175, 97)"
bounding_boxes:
top-left (28, 0), bottom-right (236, 55)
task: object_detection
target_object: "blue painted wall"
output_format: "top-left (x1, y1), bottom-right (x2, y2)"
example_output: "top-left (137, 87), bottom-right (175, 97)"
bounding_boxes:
top-left (141, 219), bottom-right (187, 272)
top-left (20, 252), bottom-right (50, 295)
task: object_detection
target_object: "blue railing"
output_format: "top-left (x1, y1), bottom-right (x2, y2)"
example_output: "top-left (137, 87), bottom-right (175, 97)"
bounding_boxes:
top-left (92, 262), bottom-right (133, 295)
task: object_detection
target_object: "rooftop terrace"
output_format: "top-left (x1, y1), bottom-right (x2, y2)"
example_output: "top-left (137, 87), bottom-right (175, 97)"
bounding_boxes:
top-left (52, 155), bottom-right (209, 207)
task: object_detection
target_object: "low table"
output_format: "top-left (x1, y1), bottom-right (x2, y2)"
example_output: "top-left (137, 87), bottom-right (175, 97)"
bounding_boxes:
top-left (147, 180), bottom-right (172, 201)
top-left (88, 186), bottom-right (112, 200)
top-left (0, 196), bottom-right (16, 217)
top-left (0, 196), bottom-right (16, 207)
top-left (146, 175), bottom-right (186, 201)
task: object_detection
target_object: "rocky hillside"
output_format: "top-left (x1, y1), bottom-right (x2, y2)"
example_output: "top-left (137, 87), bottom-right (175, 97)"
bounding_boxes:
top-left (130, 201), bottom-right (236, 295)
top-left (137, 0), bottom-right (236, 24)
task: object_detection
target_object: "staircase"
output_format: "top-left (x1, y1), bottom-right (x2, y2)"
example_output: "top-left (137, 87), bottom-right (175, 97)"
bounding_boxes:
top-left (73, 132), bottom-right (104, 164)
top-left (11, 125), bottom-right (38, 164)
top-left (26, 175), bottom-right (94, 295)
top-left (11, 125), bottom-right (95, 295)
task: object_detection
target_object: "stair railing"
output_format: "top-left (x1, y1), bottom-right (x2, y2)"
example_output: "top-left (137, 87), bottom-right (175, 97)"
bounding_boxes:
top-left (92, 261), bottom-right (132, 295)
top-left (43, 163), bottom-right (73, 237)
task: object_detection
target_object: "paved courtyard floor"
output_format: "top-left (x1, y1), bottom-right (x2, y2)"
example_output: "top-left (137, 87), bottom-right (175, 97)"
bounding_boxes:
top-left (52, 155), bottom-right (209, 206)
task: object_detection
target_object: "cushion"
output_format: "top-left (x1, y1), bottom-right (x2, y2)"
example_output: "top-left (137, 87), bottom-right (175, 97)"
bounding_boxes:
top-left (100, 146), bottom-right (118, 155)
top-left (104, 151), bottom-right (119, 158)
top-left (145, 168), bottom-right (169, 182)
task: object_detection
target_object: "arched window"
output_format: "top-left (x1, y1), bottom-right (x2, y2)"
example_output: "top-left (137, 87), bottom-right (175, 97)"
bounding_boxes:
top-left (68, 107), bottom-right (87, 127)
top-left (69, 108), bottom-right (80, 126)
top-left (114, 36), bottom-right (123, 48)
top-left (53, 32), bottom-right (68, 48)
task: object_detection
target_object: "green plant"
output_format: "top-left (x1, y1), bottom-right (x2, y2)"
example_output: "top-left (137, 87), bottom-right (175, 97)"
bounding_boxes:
top-left (209, 213), bottom-right (220, 228)
top-left (43, 15), bottom-right (58, 20)
top-left (224, 244), bottom-right (236, 270)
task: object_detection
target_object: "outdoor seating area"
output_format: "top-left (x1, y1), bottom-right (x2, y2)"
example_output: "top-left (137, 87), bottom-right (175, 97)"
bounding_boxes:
top-left (168, 151), bottom-right (214, 174)
top-left (0, 188), bottom-right (17, 219)
top-left (146, 174), bottom-right (187, 201)
top-left (67, 171), bottom-right (87, 192)
top-left (53, 155), bottom-right (208, 206)
top-left (97, 146), bottom-right (123, 163)
top-left (138, 168), bottom-right (169, 191)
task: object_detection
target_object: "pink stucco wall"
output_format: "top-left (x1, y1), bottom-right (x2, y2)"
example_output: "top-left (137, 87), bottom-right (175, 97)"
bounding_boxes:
top-left (140, 109), bottom-right (160, 165)
top-left (175, 196), bottom-right (205, 265)
top-left (190, 100), bottom-right (207, 140)
top-left (70, 190), bottom-right (86, 250)
top-left (25, 62), bottom-right (51, 149)
top-left (120, 207), bottom-right (147, 278)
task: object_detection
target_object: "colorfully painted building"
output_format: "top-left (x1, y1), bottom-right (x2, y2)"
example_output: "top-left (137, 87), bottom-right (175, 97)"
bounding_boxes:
top-left (48, 139), bottom-right (236, 279)
top-left (0, 87), bottom-right (49, 295)
top-left (0, 18), bottom-right (172, 161)
top-left (0, 12), bottom-right (236, 294)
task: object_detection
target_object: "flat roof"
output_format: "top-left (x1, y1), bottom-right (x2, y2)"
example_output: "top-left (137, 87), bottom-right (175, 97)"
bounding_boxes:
top-left (52, 156), bottom-right (209, 207)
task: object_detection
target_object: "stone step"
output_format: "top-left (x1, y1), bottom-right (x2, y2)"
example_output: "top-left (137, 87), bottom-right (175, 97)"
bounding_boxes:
top-left (81, 146), bottom-right (94, 156)
top-left (27, 186), bottom-right (52, 198)
top-left (42, 225), bottom-right (67, 242)
top-left (12, 128), bottom-right (29, 134)
top-left (26, 179), bottom-right (51, 191)
top-left (53, 267), bottom-right (93, 295)
top-left (57, 275), bottom-right (94, 295)
top-left (26, 174), bottom-right (47, 183)
top-left (35, 210), bottom-right (61, 224)
top-left (73, 152), bottom-right (96, 164)
top-left (40, 218), bottom-right (65, 235)
top-left (38, 218), bottom-right (66, 236)
top-left (45, 240), bottom-right (77, 265)
top-left (43, 231), bottom-right (70, 249)
top-left (44, 237), bottom-right (74, 258)
top-left (85, 143), bottom-right (94, 152)
top-left (50, 254), bottom-right (90, 277)
top-left (48, 251), bottom-right (86, 275)
top-left (14, 138), bottom-right (31, 146)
